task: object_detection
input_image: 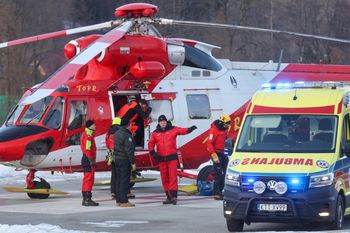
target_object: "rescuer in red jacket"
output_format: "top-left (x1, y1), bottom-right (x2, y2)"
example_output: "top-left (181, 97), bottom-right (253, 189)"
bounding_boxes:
top-left (207, 114), bottom-right (231, 200)
top-left (148, 115), bottom-right (197, 205)
top-left (80, 120), bottom-right (99, 206)
top-left (117, 96), bottom-right (152, 146)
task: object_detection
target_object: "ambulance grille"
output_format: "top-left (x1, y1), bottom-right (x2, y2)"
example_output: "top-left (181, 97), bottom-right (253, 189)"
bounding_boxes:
top-left (241, 176), bottom-right (308, 193)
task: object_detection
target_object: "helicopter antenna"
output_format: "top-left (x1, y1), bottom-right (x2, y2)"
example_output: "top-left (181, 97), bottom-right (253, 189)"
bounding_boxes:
top-left (158, 18), bottom-right (350, 44)
top-left (277, 49), bottom-right (284, 71)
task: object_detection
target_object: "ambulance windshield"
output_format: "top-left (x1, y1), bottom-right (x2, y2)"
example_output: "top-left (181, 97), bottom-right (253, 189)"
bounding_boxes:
top-left (237, 114), bottom-right (337, 153)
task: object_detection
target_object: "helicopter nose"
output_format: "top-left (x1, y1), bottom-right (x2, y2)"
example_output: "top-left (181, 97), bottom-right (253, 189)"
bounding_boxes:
top-left (0, 141), bottom-right (24, 162)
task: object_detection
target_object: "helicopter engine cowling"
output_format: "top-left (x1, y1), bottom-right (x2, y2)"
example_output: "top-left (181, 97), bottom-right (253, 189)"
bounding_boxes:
top-left (64, 34), bottom-right (102, 60)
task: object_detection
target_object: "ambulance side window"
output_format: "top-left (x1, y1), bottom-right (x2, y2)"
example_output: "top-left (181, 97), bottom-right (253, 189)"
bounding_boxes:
top-left (186, 94), bottom-right (211, 119)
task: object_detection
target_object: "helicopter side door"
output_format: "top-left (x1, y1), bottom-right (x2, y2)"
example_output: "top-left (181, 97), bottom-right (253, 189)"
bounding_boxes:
top-left (60, 98), bottom-right (88, 167)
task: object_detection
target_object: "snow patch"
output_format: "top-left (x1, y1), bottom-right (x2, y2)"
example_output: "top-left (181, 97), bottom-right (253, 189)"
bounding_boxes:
top-left (81, 220), bottom-right (148, 228)
top-left (0, 223), bottom-right (103, 233)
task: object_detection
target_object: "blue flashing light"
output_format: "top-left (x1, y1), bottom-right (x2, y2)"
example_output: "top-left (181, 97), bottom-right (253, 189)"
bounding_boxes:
top-left (291, 178), bottom-right (300, 184)
top-left (276, 82), bottom-right (291, 88)
top-left (261, 83), bottom-right (271, 88)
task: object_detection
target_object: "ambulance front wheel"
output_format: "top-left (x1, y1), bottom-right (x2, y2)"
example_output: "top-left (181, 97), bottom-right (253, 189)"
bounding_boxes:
top-left (330, 194), bottom-right (344, 230)
top-left (226, 218), bottom-right (244, 232)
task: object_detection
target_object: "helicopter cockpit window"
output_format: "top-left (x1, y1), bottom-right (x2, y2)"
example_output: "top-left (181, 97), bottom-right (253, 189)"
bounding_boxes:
top-left (183, 44), bottom-right (222, 72)
top-left (149, 100), bottom-right (174, 122)
top-left (186, 94), bottom-right (211, 119)
top-left (18, 96), bottom-right (53, 125)
top-left (6, 104), bottom-right (25, 125)
top-left (43, 97), bottom-right (64, 130)
top-left (68, 100), bottom-right (87, 130)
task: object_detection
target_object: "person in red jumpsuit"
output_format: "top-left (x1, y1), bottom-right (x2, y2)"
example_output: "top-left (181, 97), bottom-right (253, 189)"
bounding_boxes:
top-left (80, 120), bottom-right (99, 206)
top-left (207, 114), bottom-right (231, 200)
top-left (148, 115), bottom-right (197, 205)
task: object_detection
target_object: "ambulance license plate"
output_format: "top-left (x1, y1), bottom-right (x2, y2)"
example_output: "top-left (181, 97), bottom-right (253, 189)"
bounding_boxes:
top-left (257, 203), bottom-right (287, 212)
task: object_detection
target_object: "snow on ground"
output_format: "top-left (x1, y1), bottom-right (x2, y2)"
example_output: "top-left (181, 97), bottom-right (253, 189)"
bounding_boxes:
top-left (0, 223), bottom-right (107, 233)
top-left (0, 164), bottom-right (163, 185)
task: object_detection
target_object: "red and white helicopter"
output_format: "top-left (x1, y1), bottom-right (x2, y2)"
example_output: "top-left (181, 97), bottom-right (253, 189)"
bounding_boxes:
top-left (1, 2), bottom-right (350, 198)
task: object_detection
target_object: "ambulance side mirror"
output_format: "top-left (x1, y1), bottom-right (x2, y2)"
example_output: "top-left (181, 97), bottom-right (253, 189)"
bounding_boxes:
top-left (341, 140), bottom-right (350, 156)
top-left (224, 138), bottom-right (235, 157)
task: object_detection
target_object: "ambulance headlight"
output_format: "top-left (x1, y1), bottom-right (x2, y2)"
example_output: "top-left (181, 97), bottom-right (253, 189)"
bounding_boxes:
top-left (309, 173), bottom-right (334, 188)
top-left (226, 171), bottom-right (240, 187)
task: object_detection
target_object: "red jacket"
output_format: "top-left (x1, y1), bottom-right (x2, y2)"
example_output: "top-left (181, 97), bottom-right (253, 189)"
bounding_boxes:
top-left (80, 128), bottom-right (96, 159)
top-left (148, 122), bottom-right (189, 157)
top-left (207, 120), bottom-right (228, 154)
top-left (105, 125), bottom-right (119, 151)
top-left (105, 134), bottom-right (114, 151)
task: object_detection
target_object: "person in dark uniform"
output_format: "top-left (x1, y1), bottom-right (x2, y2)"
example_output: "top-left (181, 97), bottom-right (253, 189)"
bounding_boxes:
top-left (80, 120), bottom-right (99, 206)
top-left (105, 117), bottom-right (121, 199)
top-left (113, 119), bottom-right (136, 207)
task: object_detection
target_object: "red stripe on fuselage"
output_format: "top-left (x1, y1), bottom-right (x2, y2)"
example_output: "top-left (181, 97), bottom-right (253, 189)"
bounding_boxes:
top-left (271, 64), bottom-right (350, 83)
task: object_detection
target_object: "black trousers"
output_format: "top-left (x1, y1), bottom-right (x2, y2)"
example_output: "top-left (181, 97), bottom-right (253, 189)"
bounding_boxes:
top-left (213, 152), bottom-right (229, 196)
top-left (115, 159), bottom-right (131, 203)
top-left (111, 162), bottom-right (116, 194)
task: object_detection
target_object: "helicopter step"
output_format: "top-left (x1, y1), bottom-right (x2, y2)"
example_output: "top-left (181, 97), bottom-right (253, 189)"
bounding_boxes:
top-left (2, 186), bottom-right (68, 195)
top-left (178, 184), bottom-right (198, 194)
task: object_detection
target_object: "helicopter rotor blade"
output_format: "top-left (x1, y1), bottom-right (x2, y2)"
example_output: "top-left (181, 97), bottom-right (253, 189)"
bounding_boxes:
top-left (24, 20), bottom-right (134, 104)
top-left (158, 18), bottom-right (350, 44)
top-left (0, 20), bottom-right (123, 49)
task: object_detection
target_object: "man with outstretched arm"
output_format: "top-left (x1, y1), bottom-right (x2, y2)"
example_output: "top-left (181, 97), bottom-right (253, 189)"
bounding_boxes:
top-left (148, 115), bottom-right (197, 205)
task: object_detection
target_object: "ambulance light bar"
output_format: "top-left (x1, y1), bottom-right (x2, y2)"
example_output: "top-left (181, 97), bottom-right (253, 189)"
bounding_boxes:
top-left (261, 81), bottom-right (350, 89)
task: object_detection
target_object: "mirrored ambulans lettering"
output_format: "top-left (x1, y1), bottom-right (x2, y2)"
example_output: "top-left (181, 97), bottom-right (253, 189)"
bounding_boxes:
top-left (240, 157), bottom-right (313, 166)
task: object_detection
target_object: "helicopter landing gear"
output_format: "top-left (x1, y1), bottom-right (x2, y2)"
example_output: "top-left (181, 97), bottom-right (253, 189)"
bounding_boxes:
top-left (26, 169), bottom-right (51, 199)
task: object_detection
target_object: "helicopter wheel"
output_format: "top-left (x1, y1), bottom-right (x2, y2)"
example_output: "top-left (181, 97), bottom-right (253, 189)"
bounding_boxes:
top-left (27, 178), bottom-right (51, 199)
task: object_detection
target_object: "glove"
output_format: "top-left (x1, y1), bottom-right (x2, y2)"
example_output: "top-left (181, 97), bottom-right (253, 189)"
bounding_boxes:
top-left (188, 125), bottom-right (197, 133)
top-left (150, 150), bottom-right (156, 156)
top-left (106, 155), bottom-right (113, 166)
top-left (131, 164), bottom-right (136, 172)
top-left (211, 153), bottom-right (220, 163)
top-left (88, 158), bottom-right (95, 166)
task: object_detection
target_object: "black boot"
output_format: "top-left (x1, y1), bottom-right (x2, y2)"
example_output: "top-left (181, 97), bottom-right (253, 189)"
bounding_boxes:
top-left (162, 191), bottom-right (172, 205)
top-left (82, 192), bottom-right (89, 206)
top-left (170, 190), bottom-right (177, 205)
top-left (82, 192), bottom-right (99, 206)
